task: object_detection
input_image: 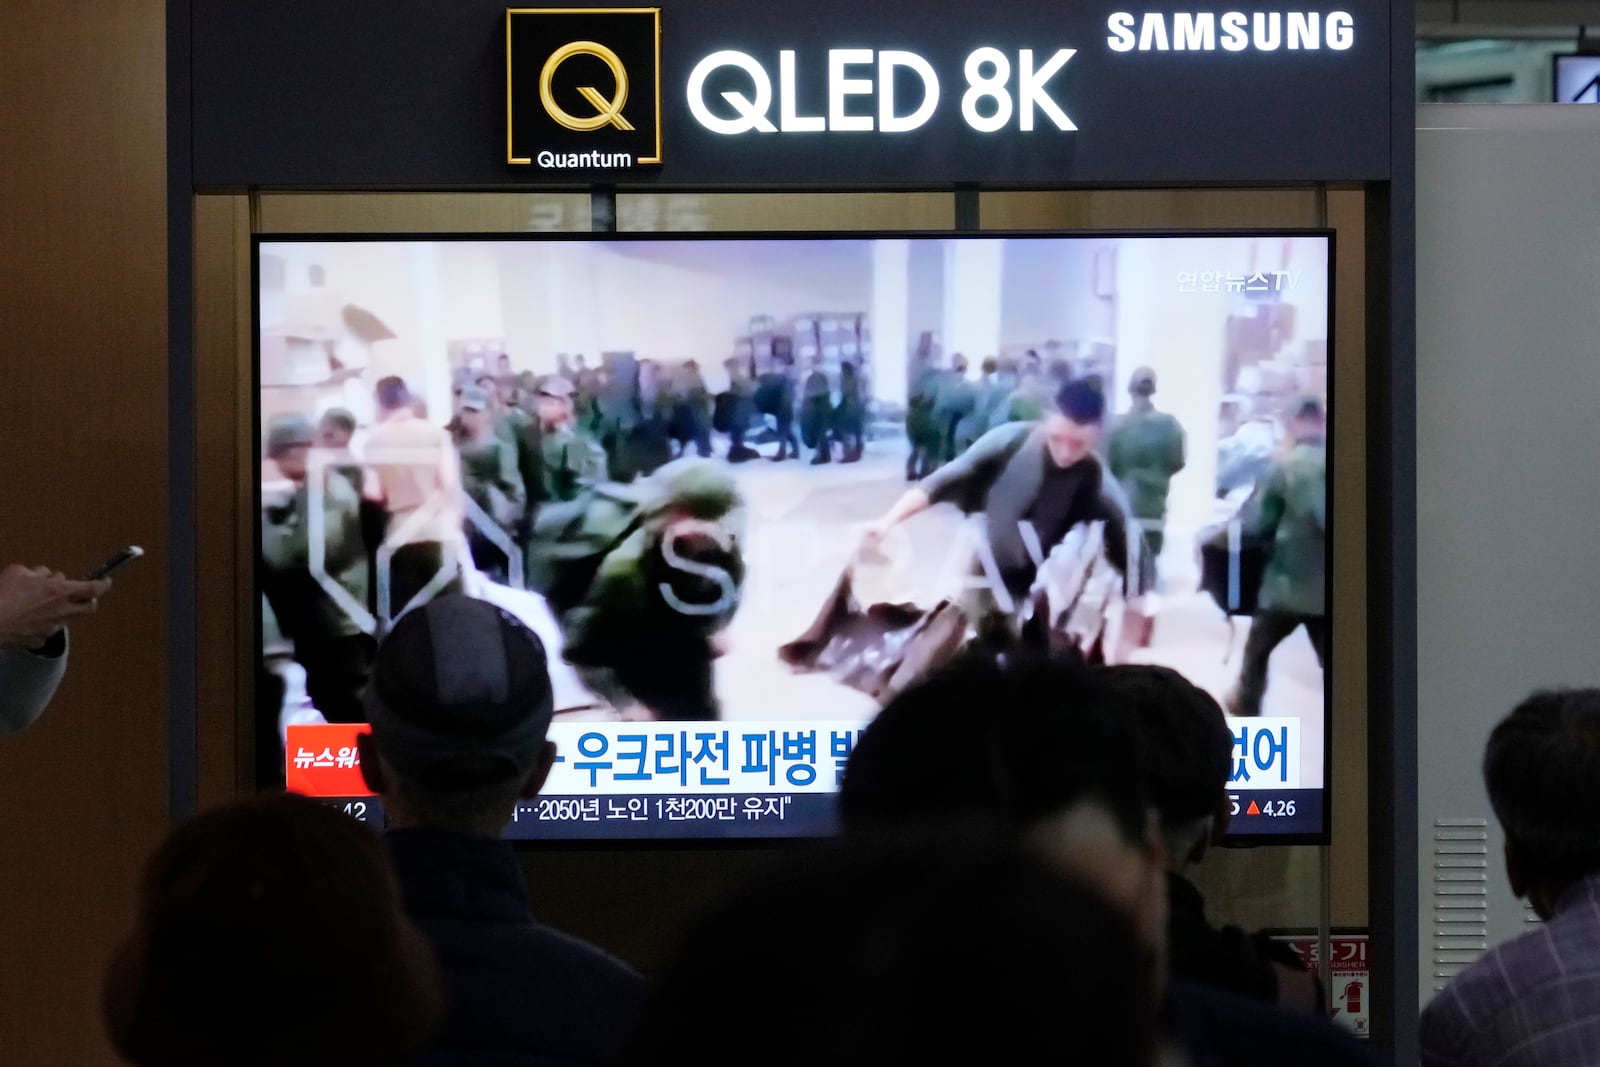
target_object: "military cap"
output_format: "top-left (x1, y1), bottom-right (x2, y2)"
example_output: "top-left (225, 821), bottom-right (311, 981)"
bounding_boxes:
top-left (535, 375), bottom-right (576, 399)
top-left (265, 413), bottom-right (316, 458)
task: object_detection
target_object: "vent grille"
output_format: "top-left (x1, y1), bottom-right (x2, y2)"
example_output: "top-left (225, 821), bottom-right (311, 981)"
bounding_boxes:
top-left (1433, 818), bottom-right (1489, 991)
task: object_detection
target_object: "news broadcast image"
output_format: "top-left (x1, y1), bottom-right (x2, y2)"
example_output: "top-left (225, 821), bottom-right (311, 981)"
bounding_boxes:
top-left (256, 233), bottom-right (1330, 839)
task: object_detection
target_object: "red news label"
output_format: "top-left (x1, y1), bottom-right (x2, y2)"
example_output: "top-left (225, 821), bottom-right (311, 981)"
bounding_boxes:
top-left (286, 723), bottom-right (375, 798)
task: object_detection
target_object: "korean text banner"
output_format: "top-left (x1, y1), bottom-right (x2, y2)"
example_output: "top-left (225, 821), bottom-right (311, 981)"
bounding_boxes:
top-left (287, 718), bottom-right (1302, 798)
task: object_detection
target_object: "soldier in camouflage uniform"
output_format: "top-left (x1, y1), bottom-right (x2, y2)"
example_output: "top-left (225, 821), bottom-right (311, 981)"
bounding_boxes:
top-left (668, 360), bottom-right (714, 459)
top-left (799, 354), bottom-right (834, 465)
top-left (718, 355), bottom-right (761, 464)
top-left (526, 459), bottom-right (745, 720)
top-left (905, 357), bottom-right (945, 481)
top-left (454, 386), bottom-right (526, 583)
top-left (1107, 367), bottom-right (1187, 560)
top-left (833, 360), bottom-right (865, 463)
top-left (530, 375), bottom-right (608, 506)
top-left (955, 357), bottom-right (1000, 455)
top-left (931, 354), bottom-right (976, 466)
top-left (260, 414), bottom-right (373, 723)
top-left (991, 362), bottom-right (1055, 430)
top-left (1229, 396), bottom-right (1328, 716)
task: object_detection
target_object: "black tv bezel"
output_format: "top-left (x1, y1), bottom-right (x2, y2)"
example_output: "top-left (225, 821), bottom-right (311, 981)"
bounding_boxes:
top-left (251, 227), bottom-right (1336, 848)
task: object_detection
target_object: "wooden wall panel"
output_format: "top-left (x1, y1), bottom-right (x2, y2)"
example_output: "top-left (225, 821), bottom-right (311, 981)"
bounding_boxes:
top-left (194, 195), bottom-right (254, 805)
top-left (257, 193), bottom-right (591, 234)
top-left (1326, 186), bottom-right (1370, 929)
top-left (0, 2), bottom-right (169, 1064)
top-left (980, 188), bottom-right (1323, 230)
top-left (615, 192), bottom-right (955, 231)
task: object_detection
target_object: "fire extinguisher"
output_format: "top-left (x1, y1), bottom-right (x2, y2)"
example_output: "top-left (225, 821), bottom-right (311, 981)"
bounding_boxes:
top-left (1342, 980), bottom-right (1363, 1014)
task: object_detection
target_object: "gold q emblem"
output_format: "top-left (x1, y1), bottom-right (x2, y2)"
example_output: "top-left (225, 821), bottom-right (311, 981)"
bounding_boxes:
top-left (539, 40), bottom-right (636, 131)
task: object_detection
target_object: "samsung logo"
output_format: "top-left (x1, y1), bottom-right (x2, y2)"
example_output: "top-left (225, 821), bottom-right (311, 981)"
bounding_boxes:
top-left (1107, 11), bottom-right (1355, 52)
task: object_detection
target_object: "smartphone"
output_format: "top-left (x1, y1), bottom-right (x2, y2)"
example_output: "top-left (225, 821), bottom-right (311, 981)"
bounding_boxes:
top-left (85, 545), bottom-right (144, 581)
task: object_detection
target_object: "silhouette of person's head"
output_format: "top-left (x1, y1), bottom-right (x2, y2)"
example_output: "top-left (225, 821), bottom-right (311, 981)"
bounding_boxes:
top-left (1486, 688), bottom-right (1600, 918)
top-left (839, 653), bottom-right (1169, 956)
top-left (840, 651), bottom-right (1145, 838)
top-left (104, 794), bottom-right (442, 1067)
top-left (626, 832), bottom-right (1159, 1067)
top-left (1099, 664), bottom-right (1235, 870)
top-left (358, 595), bottom-right (558, 838)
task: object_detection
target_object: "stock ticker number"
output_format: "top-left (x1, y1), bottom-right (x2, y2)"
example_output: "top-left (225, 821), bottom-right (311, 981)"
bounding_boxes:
top-left (1229, 794), bottom-right (1297, 818)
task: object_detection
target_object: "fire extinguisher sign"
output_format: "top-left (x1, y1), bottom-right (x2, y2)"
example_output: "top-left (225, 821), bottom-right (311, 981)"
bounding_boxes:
top-left (1271, 931), bottom-right (1370, 1038)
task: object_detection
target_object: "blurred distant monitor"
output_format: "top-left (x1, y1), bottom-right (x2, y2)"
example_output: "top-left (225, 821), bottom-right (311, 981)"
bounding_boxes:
top-left (1553, 54), bottom-right (1600, 103)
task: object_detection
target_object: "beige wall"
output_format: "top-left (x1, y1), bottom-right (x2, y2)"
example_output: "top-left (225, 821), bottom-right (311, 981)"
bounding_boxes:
top-left (0, 2), bottom-right (169, 1064)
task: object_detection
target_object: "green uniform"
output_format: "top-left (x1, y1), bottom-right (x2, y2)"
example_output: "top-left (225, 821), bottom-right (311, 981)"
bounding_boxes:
top-left (954, 374), bottom-right (999, 454)
top-left (496, 408), bottom-right (541, 516)
top-left (931, 372), bottom-right (978, 464)
top-left (800, 370), bottom-right (833, 452)
top-left (992, 379), bottom-right (1052, 430)
top-left (261, 473), bottom-right (368, 630)
top-left (260, 472), bottom-right (372, 722)
top-left (459, 432), bottom-right (526, 533)
top-left (905, 366), bottom-right (944, 479)
top-left (527, 459), bottom-right (745, 719)
top-left (538, 425), bottom-right (608, 504)
top-left (1233, 437), bottom-right (1327, 715)
top-left (833, 370), bottom-right (865, 459)
top-left (1241, 439), bottom-right (1326, 616)
top-left (907, 368), bottom-right (943, 444)
top-left (595, 368), bottom-right (642, 481)
top-left (1107, 404), bottom-right (1186, 557)
top-left (669, 368), bottom-right (713, 456)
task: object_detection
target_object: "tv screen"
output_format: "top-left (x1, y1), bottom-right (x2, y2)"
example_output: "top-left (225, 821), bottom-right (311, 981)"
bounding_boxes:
top-left (256, 230), bottom-right (1332, 843)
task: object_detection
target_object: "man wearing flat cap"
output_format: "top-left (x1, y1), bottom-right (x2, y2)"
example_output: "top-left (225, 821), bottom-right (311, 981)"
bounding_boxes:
top-left (1228, 395), bottom-right (1327, 716)
top-left (356, 595), bottom-right (643, 1064)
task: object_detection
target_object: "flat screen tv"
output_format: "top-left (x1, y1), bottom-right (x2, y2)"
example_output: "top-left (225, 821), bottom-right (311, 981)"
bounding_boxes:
top-left (255, 230), bottom-right (1333, 843)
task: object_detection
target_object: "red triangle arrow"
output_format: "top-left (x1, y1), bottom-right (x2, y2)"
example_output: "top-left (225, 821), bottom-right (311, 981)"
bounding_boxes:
top-left (1247, 800), bottom-right (1261, 816)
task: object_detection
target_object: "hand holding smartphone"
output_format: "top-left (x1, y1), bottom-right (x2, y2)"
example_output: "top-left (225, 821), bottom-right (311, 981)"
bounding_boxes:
top-left (86, 546), bottom-right (144, 582)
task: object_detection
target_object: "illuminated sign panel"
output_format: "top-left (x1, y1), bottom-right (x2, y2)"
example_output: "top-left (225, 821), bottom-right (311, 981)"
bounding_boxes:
top-left (192, 1), bottom-right (1393, 187)
top-left (507, 7), bottom-right (663, 170)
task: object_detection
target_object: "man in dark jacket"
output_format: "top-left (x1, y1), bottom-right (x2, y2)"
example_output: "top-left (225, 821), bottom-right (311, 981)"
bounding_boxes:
top-left (836, 654), bottom-right (1370, 1067)
top-left (1102, 664), bottom-right (1321, 1012)
top-left (357, 595), bottom-right (644, 1067)
top-left (867, 379), bottom-right (1143, 650)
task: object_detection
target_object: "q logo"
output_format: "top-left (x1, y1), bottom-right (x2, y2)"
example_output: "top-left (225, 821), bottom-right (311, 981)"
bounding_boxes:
top-left (507, 8), bottom-right (663, 167)
top-left (540, 41), bottom-right (635, 132)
